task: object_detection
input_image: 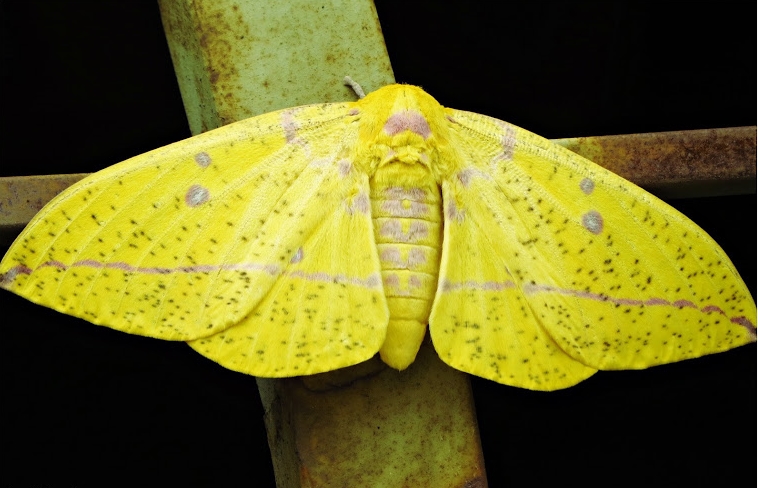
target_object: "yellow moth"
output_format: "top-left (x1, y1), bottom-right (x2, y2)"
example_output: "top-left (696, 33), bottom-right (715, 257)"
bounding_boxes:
top-left (1, 84), bottom-right (754, 391)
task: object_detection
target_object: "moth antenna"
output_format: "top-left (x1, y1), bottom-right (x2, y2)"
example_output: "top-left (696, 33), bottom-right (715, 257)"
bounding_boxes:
top-left (343, 76), bottom-right (366, 99)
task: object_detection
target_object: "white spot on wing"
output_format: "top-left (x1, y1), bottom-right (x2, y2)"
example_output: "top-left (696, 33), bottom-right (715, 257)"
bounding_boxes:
top-left (194, 152), bottom-right (212, 168)
top-left (582, 210), bottom-right (603, 234)
top-left (185, 185), bottom-right (210, 207)
top-left (580, 178), bottom-right (595, 195)
top-left (290, 247), bottom-right (304, 264)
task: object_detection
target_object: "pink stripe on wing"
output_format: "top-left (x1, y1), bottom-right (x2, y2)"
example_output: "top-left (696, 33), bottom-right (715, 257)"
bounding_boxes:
top-left (3, 259), bottom-right (382, 289)
top-left (441, 278), bottom-right (754, 329)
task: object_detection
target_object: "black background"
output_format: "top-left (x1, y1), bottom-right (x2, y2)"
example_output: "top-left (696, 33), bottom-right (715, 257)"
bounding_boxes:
top-left (1, 1), bottom-right (755, 487)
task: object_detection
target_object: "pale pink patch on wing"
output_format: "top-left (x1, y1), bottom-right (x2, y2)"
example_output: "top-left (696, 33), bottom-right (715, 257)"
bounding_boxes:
top-left (447, 200), bottom-right (465, 222)
top-left (365, 274), bottom-right (381, 288)
top-left (457, 169), bottom-right (477, 187)
top-left (502, 126), bottom-right (517, 158)
top-left (194, 152), bottom-right (212, 168)
top-left (290, 247), bottom-right (304, 264)
top-left (348, 108), bottom-right (360, 116)
top-left (457, 170), bottom-right (470, 187)
top-left (492, 125), bottom-right (517, 167)
top-left (384, 111), bottom-right (432, 139)
top-left (185, 185), bottom-right (210, 207)
top-left (281, 110), bottom-right (308, 149)
top-left (282, 111), bottom-right (298, 142)
top-left (348, 193), bottom-right (370, 215)
top-left (338, 159), bottom-right (353, 177)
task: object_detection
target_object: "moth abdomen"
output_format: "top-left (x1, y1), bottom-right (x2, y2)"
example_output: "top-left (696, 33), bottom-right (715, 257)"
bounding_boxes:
top-left (370, 180), bottom-right (443, 369)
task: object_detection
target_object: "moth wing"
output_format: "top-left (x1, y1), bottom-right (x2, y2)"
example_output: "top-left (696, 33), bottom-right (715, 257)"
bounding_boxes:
top-left (430, 180), bottom-right (597, 391)
top-left (430, 109), bottom-right (755, 390)
top-left (186, 180), bottom-right (388, 376)
top-left (1, 103), bottom-right (388, 376)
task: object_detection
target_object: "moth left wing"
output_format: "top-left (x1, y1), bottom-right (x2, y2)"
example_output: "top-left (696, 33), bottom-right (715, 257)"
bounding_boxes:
top-left (430, 109), bottom-right (755, 390)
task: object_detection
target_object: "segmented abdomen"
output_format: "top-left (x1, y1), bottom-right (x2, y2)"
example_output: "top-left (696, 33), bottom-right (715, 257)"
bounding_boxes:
top-left (370, 183), bottom-right (443, 325)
